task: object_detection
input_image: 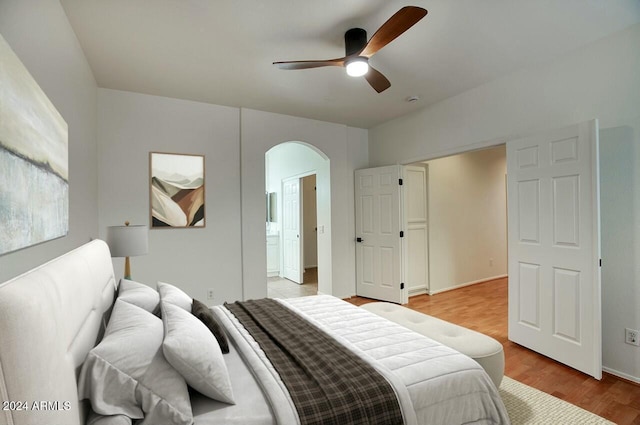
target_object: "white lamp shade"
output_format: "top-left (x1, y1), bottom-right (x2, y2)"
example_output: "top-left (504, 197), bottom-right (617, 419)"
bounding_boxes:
top-left (106, 224), bottom-right (149, 257)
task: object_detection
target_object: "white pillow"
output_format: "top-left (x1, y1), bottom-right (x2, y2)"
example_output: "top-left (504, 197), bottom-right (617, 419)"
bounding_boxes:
top-left (161, 301), bottom-right (235, 404)
top-left (157, 281), bottom-right (192, 311)
top-left (78, 299), bottom-right (193, 425)
top-left (118, 278), bottom-right (159, 314)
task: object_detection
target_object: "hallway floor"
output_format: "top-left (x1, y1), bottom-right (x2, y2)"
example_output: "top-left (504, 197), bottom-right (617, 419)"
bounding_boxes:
top-left (267, 267), bottom-right (318, 298)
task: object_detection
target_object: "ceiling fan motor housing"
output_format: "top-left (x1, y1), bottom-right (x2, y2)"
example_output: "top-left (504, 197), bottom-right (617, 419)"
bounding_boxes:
top-left (345, 28), bottom-right (367, 56)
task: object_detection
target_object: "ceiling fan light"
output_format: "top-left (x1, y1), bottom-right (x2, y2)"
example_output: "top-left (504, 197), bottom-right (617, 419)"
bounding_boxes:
top-left (346, 58), bottom-right (369, 77)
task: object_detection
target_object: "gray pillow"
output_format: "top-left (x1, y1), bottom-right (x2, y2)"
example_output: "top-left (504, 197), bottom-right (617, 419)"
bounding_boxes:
top-left (157, 281), bottom-right (192, 311)
top-left (118, 278), bottom-right (160, 314)
top-left (192, 299), bottom-right (229, 354)
top-left (78, 299), bottom-right (193, 425)
top-left (161, 301), bottom-right (235, 404)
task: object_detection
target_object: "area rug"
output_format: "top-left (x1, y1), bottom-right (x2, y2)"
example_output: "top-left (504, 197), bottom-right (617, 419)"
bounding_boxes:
top-left (500, 376), bottom-right (614, 424)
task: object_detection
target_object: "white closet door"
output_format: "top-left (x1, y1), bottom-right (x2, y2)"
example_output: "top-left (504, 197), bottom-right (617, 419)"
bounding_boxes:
top-left (403, 164), bottom-right (429, 296)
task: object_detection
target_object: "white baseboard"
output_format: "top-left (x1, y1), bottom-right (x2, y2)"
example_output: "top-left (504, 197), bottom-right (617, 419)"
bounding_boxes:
top-left (408, 286), bottom-right (428, 297)
top-left (347, 275), bottom-right (505, 300)
top-left (429, 274), bottom-right (508, 295)
top-left (603, 366), bottom-right (640, 384)
top-left (267, 271), bottom-right (279, 277)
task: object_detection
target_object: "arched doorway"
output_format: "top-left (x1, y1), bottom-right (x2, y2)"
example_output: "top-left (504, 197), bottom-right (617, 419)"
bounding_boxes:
top-left (264, 141), bottom-right (331, 298)
top-left (240, 108), bottom-right (358, 302)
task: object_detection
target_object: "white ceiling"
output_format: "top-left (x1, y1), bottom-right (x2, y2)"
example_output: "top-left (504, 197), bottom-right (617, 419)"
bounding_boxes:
top-left (60, 0), bottom-right (640, 129)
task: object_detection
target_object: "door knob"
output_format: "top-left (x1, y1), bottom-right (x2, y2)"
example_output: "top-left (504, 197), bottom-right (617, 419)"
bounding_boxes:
top-left (356, 237), bottom-right (364, 243)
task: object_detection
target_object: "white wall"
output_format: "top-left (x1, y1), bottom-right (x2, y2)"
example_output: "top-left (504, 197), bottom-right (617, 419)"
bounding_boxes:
top-left (97, 89), bottom-right (243, 303)
top-left (241, 109), bottom-right (368, 300)
top-left (0, 0), bottom-right (98, 282)
top-left (599, 125), bottom-right (640, 383)
top-left (97, 96), bottom-right (368, 303)
top-left (346, 127), bottom-right (370, 295)
top-left (424, 146), bottom-right (507, 293)
top-left (370, 24), bottom-right (640, 382)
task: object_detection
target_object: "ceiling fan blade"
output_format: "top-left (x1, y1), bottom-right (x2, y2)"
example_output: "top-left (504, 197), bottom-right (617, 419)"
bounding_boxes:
top-left (359, 6), bottom-right (427, 58)
top-left (364, 66), bottom-right (391, 93)
top-left (273, 58), bottom-right (345, 70)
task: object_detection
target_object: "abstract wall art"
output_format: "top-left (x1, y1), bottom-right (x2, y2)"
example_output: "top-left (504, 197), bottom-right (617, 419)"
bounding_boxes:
top-left (150, 152), bottom-right (205, 228)
top-left (0, 34), bottom-right (69, 256)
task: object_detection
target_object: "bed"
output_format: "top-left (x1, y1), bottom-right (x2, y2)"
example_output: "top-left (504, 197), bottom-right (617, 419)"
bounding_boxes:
top-left (0, 240), bottom-right (509, 425)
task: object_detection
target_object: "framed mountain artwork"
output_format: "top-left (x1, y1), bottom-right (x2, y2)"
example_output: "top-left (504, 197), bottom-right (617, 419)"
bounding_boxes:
top-left (149, 152), bottom-right (205, 228)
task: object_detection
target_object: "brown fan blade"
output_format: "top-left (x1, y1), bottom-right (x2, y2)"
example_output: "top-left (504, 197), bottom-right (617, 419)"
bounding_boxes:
top-left (364, 66), bottom-right (391, 93)
top-left (359, 6), bottom-right (427, 58)
top-left (273, 58), bottom-right (345, 70)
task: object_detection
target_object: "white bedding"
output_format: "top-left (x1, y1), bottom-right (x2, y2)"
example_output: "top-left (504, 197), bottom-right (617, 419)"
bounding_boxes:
top-left (211, 302), bottom-right (299, 425)
top-left (211, 295), bottom-right (510, 425)
top-left (191, 333), bottom-right (274, 425)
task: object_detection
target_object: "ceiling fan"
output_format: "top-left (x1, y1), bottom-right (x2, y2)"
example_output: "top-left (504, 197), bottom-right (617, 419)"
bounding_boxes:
top-left (273, 6), bottom-right (428, 93)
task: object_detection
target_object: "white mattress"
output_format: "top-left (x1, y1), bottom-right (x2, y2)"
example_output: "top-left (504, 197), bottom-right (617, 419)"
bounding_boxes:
top-left (207, 295), bottom-right (510, 425)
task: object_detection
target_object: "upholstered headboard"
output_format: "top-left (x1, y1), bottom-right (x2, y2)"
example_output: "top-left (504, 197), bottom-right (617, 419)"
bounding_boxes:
top-left (0, 240), bottom-right (116, 425)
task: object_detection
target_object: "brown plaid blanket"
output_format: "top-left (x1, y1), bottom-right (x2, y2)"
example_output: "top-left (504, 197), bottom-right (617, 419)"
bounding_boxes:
top-left (225, 298), bottom-right (404, 425)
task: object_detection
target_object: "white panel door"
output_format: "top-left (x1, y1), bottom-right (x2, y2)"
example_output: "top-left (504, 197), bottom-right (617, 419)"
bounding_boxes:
top-left (507, 120), bottom-right (601, 379)
top-left (282, 177), bottom-right (303, 283)
top-left (355, 165), bottom-right (404, 304)
top-left (403, 164), bottom-right (429, 296)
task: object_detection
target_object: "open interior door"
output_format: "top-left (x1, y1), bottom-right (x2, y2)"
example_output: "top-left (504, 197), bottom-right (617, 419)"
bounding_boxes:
top-left (282, 176), bottom-right (303, 283)
top-left (507, 119), bottom-right (602, 379)
top-left (355, 165), bottom-right (405, 304)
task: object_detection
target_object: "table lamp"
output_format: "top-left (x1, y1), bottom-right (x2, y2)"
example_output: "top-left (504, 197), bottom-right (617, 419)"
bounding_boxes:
top-left (106, 221), bottom-right (149, 279)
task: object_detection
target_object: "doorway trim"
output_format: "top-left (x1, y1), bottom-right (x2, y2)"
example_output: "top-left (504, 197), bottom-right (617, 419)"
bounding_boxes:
top-left (250, 135), bottom-right (331, 299)
top-left (392, 123), bottom-right (601, 379)
top-left (240, 108), bottom-right (363, 302)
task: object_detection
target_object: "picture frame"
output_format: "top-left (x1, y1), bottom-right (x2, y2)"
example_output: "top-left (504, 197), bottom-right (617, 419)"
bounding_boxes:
top-left (149, 152), bottom-right (205, 228)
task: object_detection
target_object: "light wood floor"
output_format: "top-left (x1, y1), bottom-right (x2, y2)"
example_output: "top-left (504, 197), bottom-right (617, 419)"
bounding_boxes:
top-left (348, 278), bottom-right (640, 425)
